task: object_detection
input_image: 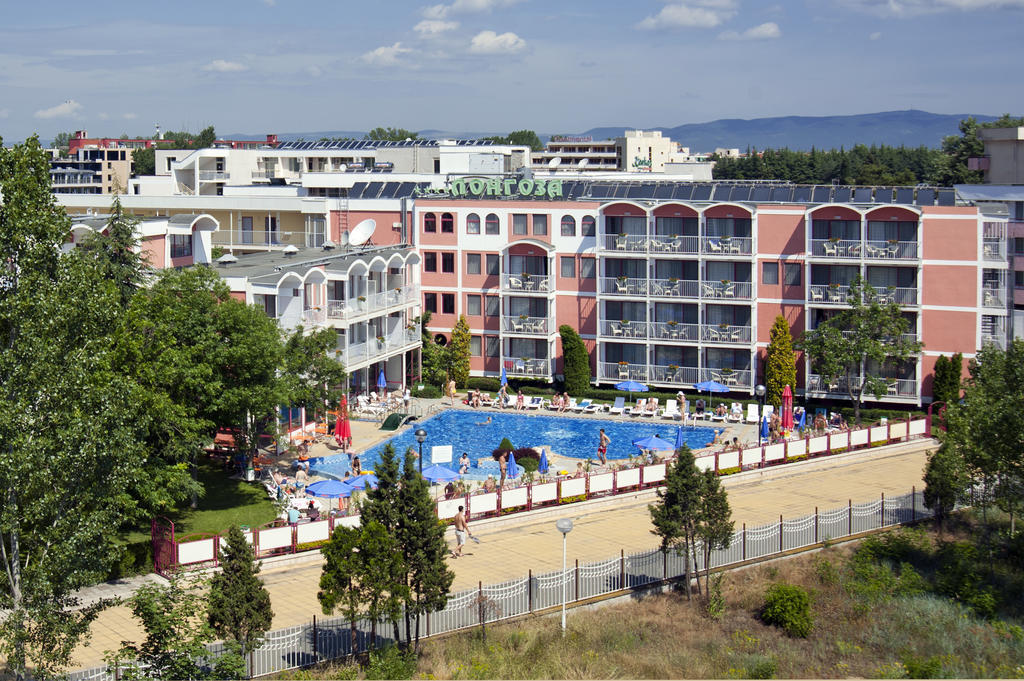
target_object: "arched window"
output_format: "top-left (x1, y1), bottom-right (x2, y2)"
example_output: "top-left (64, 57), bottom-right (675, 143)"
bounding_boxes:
top-left (424, 213), bottom-right (436, 233)
top-left (466, 213), bottom-right (481, 235)
top-left (485, 213), bottom-right (500, 235)
top-left (441, 213), bottom-right (454, 233)
top-left (560, 215), bottom-right (576, 237)
top-left (581, 215), bottom-right (596, 237)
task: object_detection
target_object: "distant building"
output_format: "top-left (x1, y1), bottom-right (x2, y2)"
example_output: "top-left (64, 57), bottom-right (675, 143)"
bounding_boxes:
top-left (974, 126), bottom-right (1024, 184)
top-left (50, 147), bottom-right (132, 195)
top-left (68, 130), bottom-right (156, 155)
top-left (532, 130), bottom-right (713, 179)
top-left (65, 212), bottom-right (219, 268)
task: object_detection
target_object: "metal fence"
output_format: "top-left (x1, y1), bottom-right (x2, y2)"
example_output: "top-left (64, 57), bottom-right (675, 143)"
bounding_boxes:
top-left (70, 488), bottom-right (933, 681)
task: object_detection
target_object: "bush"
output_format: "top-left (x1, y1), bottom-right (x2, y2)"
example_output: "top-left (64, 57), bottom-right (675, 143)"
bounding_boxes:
top-left (760, 583), bottom-right (813, 637)
top-left (416, 384), bottom-right (443, 398)
top-left (746, 656), bottom-right (778, 679)
top-left (935, 541), bottom-right (997, 618)
top-left (467, 376), bottom-right (501, 392)
top-left (901, 653), bottom-right (944, 679)
top-left (491, 438), bottom-right (515, 458)
top-left (107, 539), bottom-right (153, 580)
top-left (512, 447), bottom-right (540, 474)
top-left (365, 645), bottom-right (417, 680)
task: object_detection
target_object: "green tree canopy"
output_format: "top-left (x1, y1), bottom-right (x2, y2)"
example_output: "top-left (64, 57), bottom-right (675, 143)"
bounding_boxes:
top-left (559, 325), bottom-right (591, 394)
top-left (764, 315), bottom-right (797, 408)
top-left (207, 525), bottom-right (274, 656)
top-left (447, 315), bottom-right (471, 387)
top-left (365, 127), bottom-right (419, 142)
top-left (482, 130), bottom-right (544, 151)
top-left (931, 353), bottom-right (963, 407)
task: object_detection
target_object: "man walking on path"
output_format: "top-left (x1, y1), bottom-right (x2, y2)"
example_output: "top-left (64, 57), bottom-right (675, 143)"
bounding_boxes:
top-left (597, 428), bottom-right (610, 466)
top-left (452, 505), bottom-right (472, 558)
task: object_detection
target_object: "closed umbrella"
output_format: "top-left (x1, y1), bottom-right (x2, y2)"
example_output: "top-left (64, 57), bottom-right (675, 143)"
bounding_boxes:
top-left (538, 448), bottom-right (549, 474)
top-left (335, 397), bottom-right (352, 447)
top-left (500, 365), bottom-right (508, 386)
top-left (797, 407), bottom-right (807, 431)
top-left (421, 464), bottom-right (459, 483)
top-left (632, 434), bottom-right (674, 451)
top-left (674, 426), bottom-right (686, 452)
top-left (377, 369), bottom-right (387, 390)
top-left (506, 450), bottom-right (518, 478)
top-left (760, 415), bottom-right (770, 443)
top-left (781, 385), bottom-right (794, 430)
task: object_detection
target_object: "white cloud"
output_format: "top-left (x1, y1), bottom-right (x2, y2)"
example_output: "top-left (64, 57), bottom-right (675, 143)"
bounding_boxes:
top-left (469, 30), bottom-right (526, 54)
top-left (34, 99), bottom-right (82, 119)
top-left (637, 1), bottom-right (737, 29)
top-left (869, 30), bottom-right (883, 39)
top-left (423, 0), bottom-right (521, 19)
top-left (718, 21), bottom-right (782, 40)
top-left (122, 112), bottom-right (137, 119)
top-left (415, 19), bottom-right (460, 34)
top-left (51, 48), bottom-right (120, 57)
top-left (361, 42), bottom-right (414, 66)
top-left (201, 59), bottom-right (247, 72)
top-left (263, 0), bottom-right (276, 5)
top-left (839, 0), bottom-right (1024, 16)
top-left (98, 112), bottom-right (110, 120)
top-left (0, 108), bottom-right (10, 119)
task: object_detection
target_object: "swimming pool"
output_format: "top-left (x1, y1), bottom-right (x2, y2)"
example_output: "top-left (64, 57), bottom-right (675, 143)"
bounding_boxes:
top-left (311, 410), bottom-right (716, 479)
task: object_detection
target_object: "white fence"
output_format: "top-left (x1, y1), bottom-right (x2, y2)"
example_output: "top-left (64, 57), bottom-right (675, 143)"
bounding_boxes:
top-left (71, 489), bottom-right (934, 681)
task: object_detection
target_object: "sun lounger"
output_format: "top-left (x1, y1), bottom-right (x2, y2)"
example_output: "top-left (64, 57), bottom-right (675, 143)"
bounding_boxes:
top-left (527, 396), bottom-right (544, 409)
top-left (572, 399), bottom-right (591, 412)
top-left (662, 399), bottom-right (680, 419)
top-left (643, 398), bottom-right (659, 417)
top-left (745, 403), bottom-right (759, 423)
top-left (479, 393), bottom-right (494, 407)
top-left (580, 400), bottom-right (599, 414)
top-left (626, 398), bottom-right (646, 416)
top-left (762, 404), bottom-right (774, 420)
top-left (710, 404), bottom-right (728, 422)
top-left (727, 402), bottom-right (743, 423)
top-left (609, 397), bottom-right (626, 415)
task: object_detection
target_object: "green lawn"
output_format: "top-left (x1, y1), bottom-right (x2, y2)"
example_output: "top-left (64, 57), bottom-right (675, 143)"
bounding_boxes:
top-left (121, 460), bottom-right (279, 544)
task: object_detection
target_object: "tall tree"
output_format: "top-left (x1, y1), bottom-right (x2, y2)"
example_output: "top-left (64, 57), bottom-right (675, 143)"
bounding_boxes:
top-left (207, 525), bottom-right (274, 658)
top-left (937, 117), bottom-right (984, 185)
top-left (931, 353), bottom-right (963, 406)
top-left (694, 470), bottom-right (734, 596)
top-left (52, 131), bottom-right (73, 154)
top-left (280, 326), bottom-right (348, 418)
top-left (72, 198), bottom-right (151, 308)
top-left (506, 130), bottom-right (544, 152)
top-left (0, 137), bottom-right (192, 681)
top-left (447, 314), bottom-right (471, 388)
top-left (923, 445), bottom-right (969, 534)
top-left (649, 446), bottom-right (704, 600)
top-left (318, 525), bottom-right (364, 655)
top-left (797, 277), bottom-right (922, 424)
top-left (559, 325), bottom-right (591, 394)
top-left (195, 125), bottom-right (217, 148)
top-left (763, 315), bottom-right (797, 407)
top-left (131, 146), bottom-right (155, 176)
top-left (365, 127), bottom-right (419, 142)
top-left (397, 453), bottom-right (454, 649)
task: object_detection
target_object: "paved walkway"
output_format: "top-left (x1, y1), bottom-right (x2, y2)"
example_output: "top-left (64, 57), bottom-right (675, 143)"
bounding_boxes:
top-left (69, 440), bottom-right (933, 670)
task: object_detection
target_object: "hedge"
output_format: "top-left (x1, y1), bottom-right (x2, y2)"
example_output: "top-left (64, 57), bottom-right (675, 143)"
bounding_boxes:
top-left (107, 539), bottom-right (154, 580)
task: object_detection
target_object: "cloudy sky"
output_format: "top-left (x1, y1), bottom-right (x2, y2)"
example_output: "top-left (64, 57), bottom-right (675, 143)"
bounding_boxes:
top-left (2, 0), bottom-right (1023, 142)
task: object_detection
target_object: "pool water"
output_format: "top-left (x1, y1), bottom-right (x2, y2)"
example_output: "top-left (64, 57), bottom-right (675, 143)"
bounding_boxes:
top-left (311, 410), bottom-right (715, 479)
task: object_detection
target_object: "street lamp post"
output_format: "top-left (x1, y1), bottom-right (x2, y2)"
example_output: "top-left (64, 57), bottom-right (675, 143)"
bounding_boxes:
top-left (555, 518), bottom-right (574, 635)
top-left (755, 384), bottom-right (766, 444)
top-left (414, 428), bottom-right (427, 474)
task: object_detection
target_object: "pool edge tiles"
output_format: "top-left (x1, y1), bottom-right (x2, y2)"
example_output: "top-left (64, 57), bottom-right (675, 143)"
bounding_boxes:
top-left (310, 409), bottom-right (718, 481)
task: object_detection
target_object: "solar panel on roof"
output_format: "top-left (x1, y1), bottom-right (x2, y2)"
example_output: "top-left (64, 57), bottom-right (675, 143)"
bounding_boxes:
top-left (812, 186), bottom-right (832, 203)
top-left (915, 189), bottom-right (935, 206)
top-left (712, 184), bottom-right (732, 200)
top-left (833, 187), bottom-right (852, 203)
top-left (854, 187), bottom-right (872, 202)
top-left (692, 184), bottom-right (712, 201)
top-left (937, 189), bottom-right (956, 206)
top-left (895, 188), bottom-right (914, 204)
top-left (394, 182), bottom-right (415, 197)
top-left (654, 184), bottom-right (674, 199)
top-left (792, 187), bottom-right (812, 203)
top-left (874, 187), bottom-right (893, 203)
top-left (626, 184), bottom-right (646, 199)
top-left (363, 182), bottom-right (384, 199)
top-left (751, 186), bottom-right (771, 202)
top-left (730, 185), bottom-right (752, 202)
top-left (671, 184), bottom-right (694, 201)
top-left (589, 184), bottom-right (612, 199)
top-left (613, 184), bottom-right (631, 199)
top-left (771, 186), bottom-right (793, 202)
top-left (380, 182), bottom-right (401, 198)
top-left (348, 182), bottom-right (367, 199)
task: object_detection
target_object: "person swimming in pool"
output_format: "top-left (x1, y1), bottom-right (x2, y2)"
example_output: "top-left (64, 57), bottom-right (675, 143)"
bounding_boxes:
top-left (476, 416), bottom-right (492, 426)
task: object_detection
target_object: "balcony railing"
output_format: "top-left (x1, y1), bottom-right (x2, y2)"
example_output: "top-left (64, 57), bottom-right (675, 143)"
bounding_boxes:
top-left (601, 320), bottom-right (649, 339)
top-left (702, 236), bottom-right (752, 255)
top-left (983, 240), bottom-right (1007, 261)
top-left (503, 357), bottom-right (552, 378)
top-left (807, 373), bottom-right (918, 399)
top-left (867, 241), bottom-right (919, 259)
top-left (877, 287), bottom-right (918, 305)
top-left (325, 286), bottom-right (420, 321)
top-left (810, 239), bottom-right (862, 258)
top-left (650, 321), bottom-right (700, 342)
top-left (601, 234), bottom-right (647, 253)
top-left (808, 284), bottom-right (917, 305)
top-left (219, 229), bottom-right (299, 247)
top-left (502, 316), bottom-right (551, 335)
top-left (700, 280), bottom-right (752, 300)
top-left (982, 333), bottom-right (1007, 350)
top-left (649, 365), bottom-right (700, 386)
top-left (600, 277), bottom-right (649, 295)
top-left (337, 328), bottom-right (420, 368)
top-left (501, 273), bottom-right (552, 293)
top-left (701, 368), bottom-right (753, 389)
top-left (649, 235), bottom-right (700, 254)
top-left (198, 171), bottom-right (230, 181)
top-left (599, 362), bottom-right (649, 383)
top-left (701, 324), bottom-right (752, 344)
top-left (650, 278), bottom-right (700, 298)
top-left (982, 288), bottom-right (1005, 308)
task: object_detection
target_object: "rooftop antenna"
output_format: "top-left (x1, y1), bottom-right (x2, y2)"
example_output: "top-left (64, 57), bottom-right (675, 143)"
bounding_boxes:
top-left (155, 124), bottom-right (163, 140)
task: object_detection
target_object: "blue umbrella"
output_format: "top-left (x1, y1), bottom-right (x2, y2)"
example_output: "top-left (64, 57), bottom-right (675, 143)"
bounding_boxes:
top-left (674, 426), bottom-right (686, 451)
top-left (506, 450), bottom-right (519, 478)
top-left (632, 434), bottom-right (675, 451)
top-left (760, 415), bottom-right (770, 442)
top-left (615, 380), bottom-right (649, 393)
top-left (306, 479), bottom-right (352, 498)
top-left (377, 370), bottom-right (387, 390)
top-left (797, 408), bottom-right (806, 430)
top-left (343, 473), bottom-right (380, 491)
top-left (421, 464), bottom-right (459, 483)
top-left (538, 448), bottom-right (549, 474)
top-left (693, 380), bottom-right (729, 394)
top-left (500, 365), bottom-right (508, 386)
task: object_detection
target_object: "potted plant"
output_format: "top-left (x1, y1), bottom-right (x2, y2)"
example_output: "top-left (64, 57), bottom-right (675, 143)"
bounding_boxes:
top-left (668, 363), bottom-right (679, 372)
top-left (668, 276), bottom-right (679, 283)
top-left (358, 295), bottom-right (366, 302)
top-left (620, 319), bottom-right (630, 326)
top-left (720, 279), bottom-right (731, 286)
top-left (376, 335), bottom-right (386, 344)
top-left (519, 314), bottom-right (528, 321)
top-left (667, 320), bottom-right (678, 328)
top-left (887, 238), bottom-right (899, 246)
top-left (721, 368), bottom-right (733, 375)
top-left (523, 272), bottom-right (533, 281)
top-left (718, 322), bottom-right (729, 330)
top-left (618, 360), bottom-right (629, 366)
top-left (828, 282), bottom-right (840, 290)
top-left (828, 236), bottom-right (841, 244)
top-left (395, 286), bottom-right (402, 294)
top-left (616, 275), bottom-right (628, 283)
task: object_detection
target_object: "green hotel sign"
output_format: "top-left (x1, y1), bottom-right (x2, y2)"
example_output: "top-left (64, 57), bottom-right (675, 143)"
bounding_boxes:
top-left (414, 177), bottom-right (564, 200)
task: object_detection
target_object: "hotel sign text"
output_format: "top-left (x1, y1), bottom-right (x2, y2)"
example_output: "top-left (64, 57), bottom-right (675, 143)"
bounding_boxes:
top-left (414, 178), bottom-right (564, 200)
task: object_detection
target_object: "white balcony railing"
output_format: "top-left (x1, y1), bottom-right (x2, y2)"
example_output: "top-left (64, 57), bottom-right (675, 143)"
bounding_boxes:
top-left (503, 357), bottom-right (553, 378)
top-left (599, 362), bottom-right (649, 383)
top-left (650, 278), bottom-right (700, 298)
top-left (600, 320), bottom-right (649, 339)
top-left (810, 239), bottom-right (862, 258)
top-left (982, 333), bottom-right (1007, 350)
top-left (600, 277), bottom-right (649, 295)
top-left (807, 373), bottom-right (918, 399)
top-left (502, 316), bottom-right (551, 335)
top-left (649, 365), bottom-right (701, 386)
top-left (702, 236), bottom-right (752, 255)
top-left (601, 234), bottom-right (648, 253)
top-left (864, 241), bottom-right (919, 260)
top-left (701, 368), bottom-right (752, 389)
top-left (501, 273), bottom-right (552, 293)
top-left (199, 171), bottom-right (230, 181)
top-left (336, 328), bottom-right (420, 368)
top-left (983, 240), bottom-right (1007, 261)
top-left (649, 235), bottom-right (700, 254)
top-left (982, 288), bottom-right (1005, 308)
top-left (700, 280), bottom-right (752, 300)
top-left (649, 321), bottom-right (700, 342)
top-left (808, 284), bottom-right (917, 305)
top-left (324, 285), bottom-right (420, 322)
top-left (701, 325), bottom-right (752, 344)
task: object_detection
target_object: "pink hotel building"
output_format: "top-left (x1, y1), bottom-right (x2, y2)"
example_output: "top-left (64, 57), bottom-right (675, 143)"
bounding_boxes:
top-left (407, 180), bottom-right (1006, 405)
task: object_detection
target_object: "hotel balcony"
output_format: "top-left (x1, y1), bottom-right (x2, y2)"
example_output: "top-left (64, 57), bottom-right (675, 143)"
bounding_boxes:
top-left (702, 236), bottom-right (752, 256)
top-left (501, 315), bottom-right (553, 336)
top-left (599, 234), bottom-right (700, 254)
top-left (700, 367), bottom-right (752, 390)
top-left (701, 324), bottom-right (752, 344)
top-left (806, 373), bottom-right (918, 401)
top-left (650, 321), bottom-right (700, 342)
top-left (649, 364), bottom-right (700, 386)
top-left (808, 284), bottom-right (918, 306)
top-left (336, 328), bottom-right (420, 370)
top-left (600, 320), bottom-right (650, 340)
top-left (599, 361), bottom-right (649, 383)
top-left (503, 357), bottom-right (552, 379)
top-left (808, 239), bottom-right (920, 260)
top-left (700, 280), bottom-right (753, 300)
top-left (500, 273), bottom-right (552, 294)
top-left (599, 277), bottom-right (700, 299)
top-left (198, 171), bottom-right (230, 181)
top-left (597, 362), bottom-right (752, 390)
top-left (321, 285), bottom-right (420, 324)
top-left (983, 240), bottom-right (1007, 261)
top-left (982, 288), bottom-right (1005, 309)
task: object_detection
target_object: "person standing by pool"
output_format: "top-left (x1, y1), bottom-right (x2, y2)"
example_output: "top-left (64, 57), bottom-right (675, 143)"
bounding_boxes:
top-left (452, 506), bottom-right (472, 558)
top-left (458, 452), bottom-right (470, 475)
top-left (497, 383), bottom-right (508, 409)
top-left (498, 451), bottom-right (508, 488)
top-left (447, 378), bottom-right (457, 407)
top-left (597, 428), bottom-right (610, 466)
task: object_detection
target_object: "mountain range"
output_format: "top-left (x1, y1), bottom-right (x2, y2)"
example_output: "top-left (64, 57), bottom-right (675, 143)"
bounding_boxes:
top-left (234, 110), bottom-right (997, 152)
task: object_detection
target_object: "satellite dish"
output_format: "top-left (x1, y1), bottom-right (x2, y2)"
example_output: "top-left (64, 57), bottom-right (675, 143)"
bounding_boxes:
top-left (340, 231), bottom-right (350, 247)
top-left (578, 158), bottom-right (589, 168)
top-left (548, 157), bottom-right (562, 168)
top-left (349, 219), bottom-right (376, 247)
top-left (216, 253), bottom-right (238, 265)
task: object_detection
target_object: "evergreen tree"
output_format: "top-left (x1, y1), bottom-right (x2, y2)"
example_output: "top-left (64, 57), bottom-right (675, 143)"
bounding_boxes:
top-left (932, 353), bottom-right (962, 406)
top-left (923, 445), bottom-right (969, 534)
top-left (207, 525), bottom-right (274, 657)
top-left (397, 454), bottom-right (454, 649)
top-left (694, 470), bottom-right (734, 596)
top-left (358, 522), bottom-right (407, 649)
top-left (318, 526), bottom-right (364, 655)
top-left (649, 446), bottom-right (704, 600)
top-left (764, 315), bottom-right (797, 407)
top-left (72, 197), bottom-right (150, 308)
top-left (559, 325), bottom-right (591, 394)
top-left (447, 314), bottom-right (471, 388)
